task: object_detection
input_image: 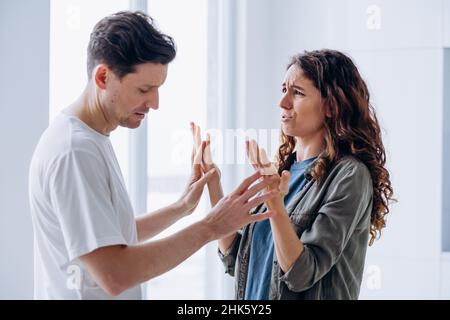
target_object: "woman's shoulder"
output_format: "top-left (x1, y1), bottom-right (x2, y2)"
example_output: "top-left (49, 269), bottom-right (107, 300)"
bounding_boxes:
top-left (328, 155), bottom-right (372, 184)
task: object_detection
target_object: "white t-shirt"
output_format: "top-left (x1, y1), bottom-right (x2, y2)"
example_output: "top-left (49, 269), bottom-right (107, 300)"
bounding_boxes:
top-left (29, 113), bottom-right (142, 300)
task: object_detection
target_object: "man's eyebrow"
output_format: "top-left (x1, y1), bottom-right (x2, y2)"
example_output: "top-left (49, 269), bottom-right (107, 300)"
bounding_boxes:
top-left (140, 84), bottom-right (156, 89)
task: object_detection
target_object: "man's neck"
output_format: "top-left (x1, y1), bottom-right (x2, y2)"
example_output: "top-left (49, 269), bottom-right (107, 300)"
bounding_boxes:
top-left (64, 84), bottom-right (117, 136)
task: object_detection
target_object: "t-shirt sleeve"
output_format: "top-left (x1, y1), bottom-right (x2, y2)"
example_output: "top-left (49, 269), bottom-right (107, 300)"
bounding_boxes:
top-left (48, 148), bottom-right (128, 261)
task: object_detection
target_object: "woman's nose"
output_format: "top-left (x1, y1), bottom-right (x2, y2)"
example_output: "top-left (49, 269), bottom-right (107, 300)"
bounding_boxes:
top-left (279, 94), bottom-right (292, 110)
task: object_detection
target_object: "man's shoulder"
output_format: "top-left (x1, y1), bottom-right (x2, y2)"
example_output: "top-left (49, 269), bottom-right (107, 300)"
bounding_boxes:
top-left (32, 114), bottom-right (104, 168)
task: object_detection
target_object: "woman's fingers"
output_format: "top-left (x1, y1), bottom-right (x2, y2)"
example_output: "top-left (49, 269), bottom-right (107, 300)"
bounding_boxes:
top-left (259, 147), bottom-right (269, 165)
top-left (280, 170), bottom-right (290, 195)
top-left (245, 140), bottom-right (259, 171)
top-left (258, 148), bottom-right (277, 175)
top-left (246, 140), bottom-right (259, 166)
top-left (246, 140), bottom-right (277, 175)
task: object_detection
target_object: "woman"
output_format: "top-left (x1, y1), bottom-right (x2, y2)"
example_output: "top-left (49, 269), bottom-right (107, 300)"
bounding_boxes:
top-left (192, 49), bottom-right (394, 299)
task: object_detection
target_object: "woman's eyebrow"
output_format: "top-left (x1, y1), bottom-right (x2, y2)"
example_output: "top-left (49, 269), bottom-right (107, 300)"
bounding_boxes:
top-left (282, 82), bottom-right (306, 91)
top-left (291, 84), bottom-right (305, 91)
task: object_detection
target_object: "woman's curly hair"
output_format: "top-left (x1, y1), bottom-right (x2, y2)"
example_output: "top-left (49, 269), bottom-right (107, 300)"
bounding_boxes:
top-left (277, 49), bottom-right (394, 246)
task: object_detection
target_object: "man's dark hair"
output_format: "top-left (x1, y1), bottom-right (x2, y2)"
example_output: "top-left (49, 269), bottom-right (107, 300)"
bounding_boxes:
top-left (87, 11), bottom-right (176, 79)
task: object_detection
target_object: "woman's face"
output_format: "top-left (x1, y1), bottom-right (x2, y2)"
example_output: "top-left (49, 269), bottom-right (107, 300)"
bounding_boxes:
top-left (279, 64), bottom-right (327, 140)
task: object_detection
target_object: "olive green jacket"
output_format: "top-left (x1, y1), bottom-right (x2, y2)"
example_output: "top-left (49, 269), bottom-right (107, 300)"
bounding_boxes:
top-left (219, 155), bottom-right (373, 300)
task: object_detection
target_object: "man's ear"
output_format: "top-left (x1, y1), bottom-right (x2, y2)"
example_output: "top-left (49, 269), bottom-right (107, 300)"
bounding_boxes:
top-left (93, 64), bottom-right (109, 90)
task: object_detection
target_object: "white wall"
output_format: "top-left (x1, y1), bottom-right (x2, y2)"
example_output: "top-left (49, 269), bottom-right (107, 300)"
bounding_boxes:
top-left (234, 0), bottom-right (449, 298)
top-left (0, 0), bottom-right (448, 300)
top-left (0, 0), bottom-right (50, 299)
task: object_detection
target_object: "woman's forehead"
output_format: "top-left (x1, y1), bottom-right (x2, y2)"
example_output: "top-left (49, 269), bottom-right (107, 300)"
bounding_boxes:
top-left (283, 65), bottom-right (309, 87)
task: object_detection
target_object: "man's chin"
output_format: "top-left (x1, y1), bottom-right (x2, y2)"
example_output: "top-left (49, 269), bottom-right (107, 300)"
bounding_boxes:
top-left (120, 119), bottom-right (142, 129)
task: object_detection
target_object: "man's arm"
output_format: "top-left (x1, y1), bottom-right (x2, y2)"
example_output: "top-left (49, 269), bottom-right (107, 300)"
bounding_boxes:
top-left (136, 201), bottom-right (188, 242)
top-left (136, 159), bottom-right (217, 242)
top-left (80, 171), bottom-right (279, 296)
top-left (80, 220), bottom-right (213, 296)
top-left (208, 178), bottom-right (238, 255)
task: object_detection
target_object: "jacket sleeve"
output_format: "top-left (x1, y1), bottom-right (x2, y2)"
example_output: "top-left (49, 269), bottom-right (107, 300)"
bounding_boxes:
top-left (217, 232), bottom-right (242, 276)
top-left (279, 160), bottom-right (373, 292)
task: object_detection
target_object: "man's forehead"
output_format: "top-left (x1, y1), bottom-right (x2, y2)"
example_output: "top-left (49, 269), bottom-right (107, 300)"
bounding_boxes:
top-left (126, 63), bottom-right (167, 84)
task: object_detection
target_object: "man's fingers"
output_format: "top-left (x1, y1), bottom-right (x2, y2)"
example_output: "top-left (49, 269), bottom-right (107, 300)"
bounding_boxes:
top-left (195, 124), bottom-right (201, 149)
top-left (192, 168), bottom-right (216, 188)
top-left (203, 135), bottom-right (213, 166)
top-left (249, 210), bottom-right (276, 223)
top-left (241, 175), bottom-right (279, 201)
top-left (234, 171), bottom-right (262, 195)
top-left (244, 190), bottom-right (279, 211)
top-left (190, 122), bottom-right (197, 148)
top-left (193, 143), bottom-right (203, 165)
top-left (190, 163), bottom-right (202, 180)
top-left (191, 146), bottom-right (195, 165)
top-left (190, 122), bottom-right (202, 149)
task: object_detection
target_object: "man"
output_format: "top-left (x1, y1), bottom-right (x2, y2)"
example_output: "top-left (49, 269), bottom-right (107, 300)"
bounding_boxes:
top-left (29, 11), bottom-right (277, 299)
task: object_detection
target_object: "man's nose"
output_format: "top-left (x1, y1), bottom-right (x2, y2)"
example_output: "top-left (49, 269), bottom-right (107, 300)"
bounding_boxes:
top-left (145, 95), bottom-right (159, 110)
top-left (147, 92), bottom-right (159, 110)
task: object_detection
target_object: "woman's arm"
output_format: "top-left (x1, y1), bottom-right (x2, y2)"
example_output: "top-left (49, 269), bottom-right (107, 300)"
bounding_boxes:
top-left (246, 140), bottom-right (304, 272)
top-left (266, 182), bottom-right (305, 272)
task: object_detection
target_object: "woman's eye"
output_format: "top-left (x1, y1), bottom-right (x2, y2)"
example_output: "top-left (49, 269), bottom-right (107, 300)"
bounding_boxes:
top-left (139, 89), bottom-right (149, 94)
top-left (281, 87), bottom-right (287, 93)
top-left (294, 90), bottom-right (304, 96)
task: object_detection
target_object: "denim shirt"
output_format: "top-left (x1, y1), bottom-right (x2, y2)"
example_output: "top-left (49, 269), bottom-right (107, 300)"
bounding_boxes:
top-left (218, 155), bottom-right (373, 300)
top-left (244, 157), bottom-right (317, 299)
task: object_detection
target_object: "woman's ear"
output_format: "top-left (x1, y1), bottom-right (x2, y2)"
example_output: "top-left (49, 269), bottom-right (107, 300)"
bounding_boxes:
top-left (323, 103), bottom-right (332, 118)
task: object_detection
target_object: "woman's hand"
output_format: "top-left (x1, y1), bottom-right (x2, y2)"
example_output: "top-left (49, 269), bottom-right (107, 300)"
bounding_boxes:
top-left (245, 140), bottom-right (290, 213)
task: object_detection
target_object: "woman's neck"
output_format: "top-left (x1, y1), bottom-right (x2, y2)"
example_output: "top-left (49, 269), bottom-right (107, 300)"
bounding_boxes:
top-left (294, 132), bottom-right (325, 161)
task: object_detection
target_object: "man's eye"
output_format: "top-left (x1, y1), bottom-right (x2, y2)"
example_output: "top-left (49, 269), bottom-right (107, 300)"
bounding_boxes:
top-left (281, 87), bottom-right (287, 93)
top-left (139, 88), bottom-right (149, 94)
top-left (294, 90), bottom-right (304, 96)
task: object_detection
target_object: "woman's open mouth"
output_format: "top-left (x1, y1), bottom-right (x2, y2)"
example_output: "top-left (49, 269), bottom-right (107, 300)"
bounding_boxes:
top-left (281, 115), bottom-right (293, 122)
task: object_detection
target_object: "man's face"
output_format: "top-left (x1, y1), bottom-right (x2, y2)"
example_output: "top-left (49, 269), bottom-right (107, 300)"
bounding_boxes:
top-left (102, 63), bottom-right (168, 129)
